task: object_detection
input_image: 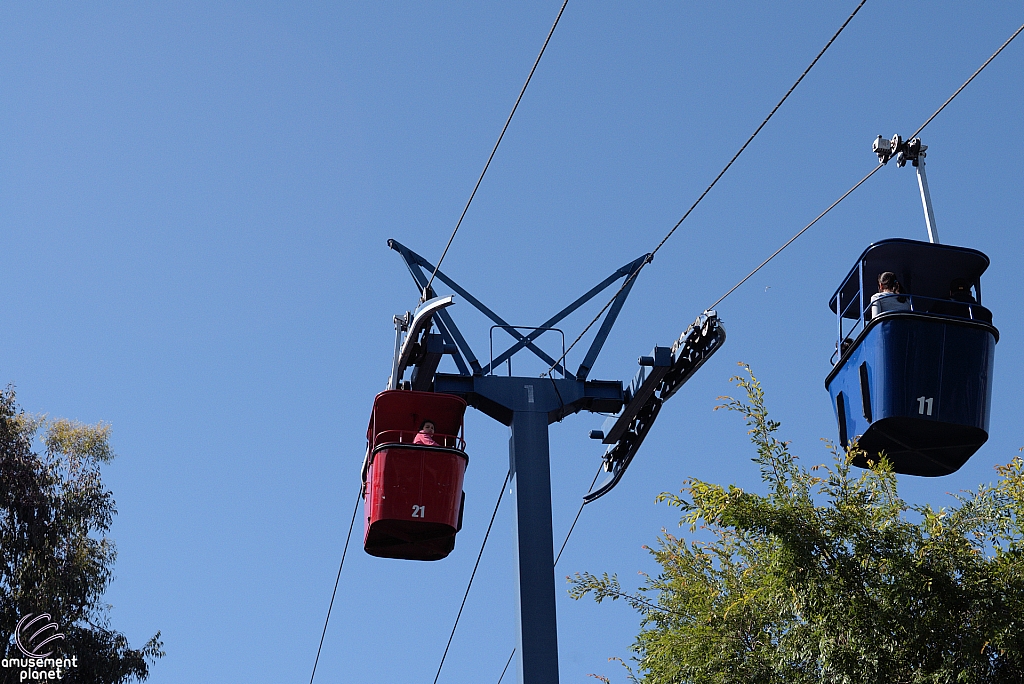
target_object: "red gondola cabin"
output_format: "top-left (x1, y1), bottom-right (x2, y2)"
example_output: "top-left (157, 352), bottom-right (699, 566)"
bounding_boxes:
top-left (362, 390), bottom-right (468, 561)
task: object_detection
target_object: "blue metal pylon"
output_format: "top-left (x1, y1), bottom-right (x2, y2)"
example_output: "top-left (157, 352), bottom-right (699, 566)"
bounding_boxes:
top-left (387, 239), bottom-right (648, 684)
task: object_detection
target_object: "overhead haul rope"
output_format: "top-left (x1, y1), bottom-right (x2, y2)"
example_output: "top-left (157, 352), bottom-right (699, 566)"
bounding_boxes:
top-left (544, 0), bottom-right (869, 377)
top-left (308, 488), bottom-right (361, 684)
top-left (704, 164), bottom-right (882, 311)
top-left (908, 20), bottom-right (1024, 142)
top-left (425, 0), bottom-right (572, 297)
top-left (496, 651), bottom-right (516, 684)
top-left (555, 464), bottom-right (604, 565)
top-left (433, 470), bottom-right (512, 684)
top-left (706, 18), bottom-right (1024, 312)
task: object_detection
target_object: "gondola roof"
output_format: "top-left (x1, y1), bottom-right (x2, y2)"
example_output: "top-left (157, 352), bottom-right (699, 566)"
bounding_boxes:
top-left (829, 238), bottom-right (990, 319)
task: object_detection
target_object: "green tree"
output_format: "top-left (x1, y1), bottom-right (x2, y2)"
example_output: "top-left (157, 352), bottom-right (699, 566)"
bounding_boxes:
top-left (1, 386), bottom-right (162, 684)
top-left (571, 366), bottom-right (1024, 683)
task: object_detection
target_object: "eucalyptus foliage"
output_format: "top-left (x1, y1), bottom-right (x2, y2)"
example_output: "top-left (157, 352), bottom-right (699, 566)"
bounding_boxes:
top-left (570, 366), bottom-right (1024, 683)
top-left (1, 387), bottom-right (162, 683)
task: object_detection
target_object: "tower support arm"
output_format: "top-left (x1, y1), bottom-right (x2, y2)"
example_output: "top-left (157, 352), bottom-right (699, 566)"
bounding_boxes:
top-left (390, 238), bottom-right (571, 377)
top-left (434, 373), bottom-right (624, 426)
top-left (575, 254), bottom-right (649, 381)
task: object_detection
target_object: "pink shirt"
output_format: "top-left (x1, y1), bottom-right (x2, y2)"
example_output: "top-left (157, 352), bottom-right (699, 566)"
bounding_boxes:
top-left (413, 432), bottom-right (439, 446)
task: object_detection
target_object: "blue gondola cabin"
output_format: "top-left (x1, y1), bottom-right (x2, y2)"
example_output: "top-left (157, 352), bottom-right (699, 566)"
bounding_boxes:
top-left (362, 390), bottom-right (469, 560)
top-left (825, 238), bottom-right (998, 476)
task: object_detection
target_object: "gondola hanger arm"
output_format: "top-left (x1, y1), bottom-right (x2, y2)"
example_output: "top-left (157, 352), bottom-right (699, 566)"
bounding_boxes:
top-left (390, 295), bottom-right (456, 390)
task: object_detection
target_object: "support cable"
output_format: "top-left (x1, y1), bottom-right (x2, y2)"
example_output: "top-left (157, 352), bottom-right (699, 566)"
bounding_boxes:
top-left (432, 469), bottom-right (512, 684)
top-left (705, 164), bottom-right (882, 310)
top-left (426, 0), bottom-right (571, 296)
top-left (496, 651), bottom-right (516, 684)
top-left (497, 464), bottom-right (603, 684)
top-left (308, 488), bottom-right (361, 684)
top-left (908, 21), bottom-right (1024, 141)
top-left (647, 0), bottom-right (868, 260)
top-left (555, 464), bottom-right (603, 565)
top-left (543, 0), bottom-right (868, 375)
top-left (706, 17), bottom-right (1024, 311)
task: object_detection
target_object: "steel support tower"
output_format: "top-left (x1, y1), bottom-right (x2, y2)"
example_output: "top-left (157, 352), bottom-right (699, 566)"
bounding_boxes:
top-left (386, 239), bottom-right (725, 682)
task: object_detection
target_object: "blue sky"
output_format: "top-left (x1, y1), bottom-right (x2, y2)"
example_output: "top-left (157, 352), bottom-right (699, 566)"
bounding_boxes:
top-left (2, 2), bottom-right (1022, 682)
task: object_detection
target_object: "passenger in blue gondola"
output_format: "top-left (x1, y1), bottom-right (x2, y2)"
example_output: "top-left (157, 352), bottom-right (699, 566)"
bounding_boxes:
top-left (937, 277), bottom-right (993, 323)
top-left (413, 419), bottom-right (440, 446)
top-left (826, 238), bottom-right (998, 477)
top-left (869, 271), bottom-right (910, 319)
top-left (950, 278), bottom-right (977, 304)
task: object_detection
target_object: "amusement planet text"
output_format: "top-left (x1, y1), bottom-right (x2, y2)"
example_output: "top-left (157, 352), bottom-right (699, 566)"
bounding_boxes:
top-left (2, 656), bottom-right (78, 681)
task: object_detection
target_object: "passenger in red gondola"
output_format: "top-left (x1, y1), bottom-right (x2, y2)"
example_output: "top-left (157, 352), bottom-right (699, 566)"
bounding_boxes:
top-left (869, 271), bottom-right (910, 318)
top-left (413, 419), bottom-right (439, 446)
top-left (363, 390), bottom-right (469, 560)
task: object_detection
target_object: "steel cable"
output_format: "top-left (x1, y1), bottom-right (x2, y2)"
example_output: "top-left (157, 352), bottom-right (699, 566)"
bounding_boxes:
top-left (909, 21), bottom-right (1024, 141)
top-left (426, 0), bottom-right (572, 296)
top-left (705, 164), bottom-right (882, 311)
top-left (308, 488), bottom-right (362, 684)
top-left (707, 18), bottom-right (1024, 311)
top-left (544, 0), bottom-right (869, 376)
top-left (555, 464), bottom-right (603, 565)
top-left (432, 469), bottom-right (512, 684)
top-left (496, 650), bottom-right (516, 684)
top-left (646, 0), bottom-right (869, 260)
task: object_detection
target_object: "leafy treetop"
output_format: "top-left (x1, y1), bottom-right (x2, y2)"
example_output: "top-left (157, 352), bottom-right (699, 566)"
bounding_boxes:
top-left (1, 386), bottom-right (162, 684)
top-left (570, 365), bottom-right (1024, 684)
